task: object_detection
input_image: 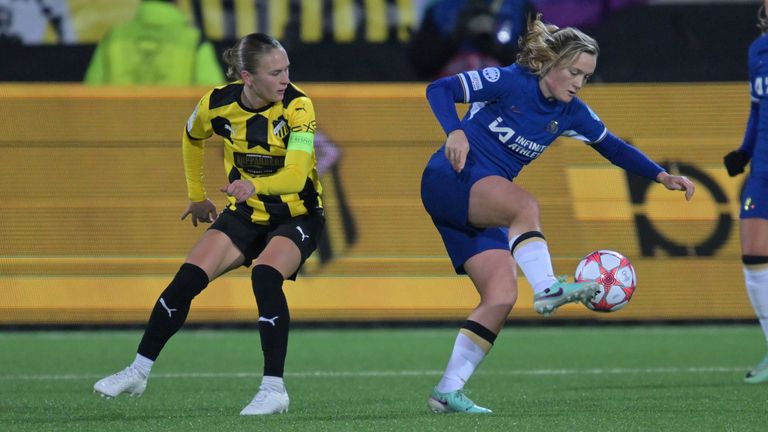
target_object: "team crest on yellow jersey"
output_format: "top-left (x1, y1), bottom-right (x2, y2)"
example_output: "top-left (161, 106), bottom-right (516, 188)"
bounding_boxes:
top-left (273, 116), bottom-right (290, 139)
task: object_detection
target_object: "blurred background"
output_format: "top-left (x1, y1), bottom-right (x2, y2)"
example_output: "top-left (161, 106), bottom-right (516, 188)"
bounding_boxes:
top-left (0, 0), bottom-right (759, 326)
top-left (0, 0), bottom-right (756, 82)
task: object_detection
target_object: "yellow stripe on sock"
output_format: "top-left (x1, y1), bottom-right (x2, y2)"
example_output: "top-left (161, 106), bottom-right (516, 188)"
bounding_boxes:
top-left (459, 328), bottom-right (493, 353)
top-left (746, 262), bottom-right (768, 272)
top-left (511, 237), bottom-right (545, 254)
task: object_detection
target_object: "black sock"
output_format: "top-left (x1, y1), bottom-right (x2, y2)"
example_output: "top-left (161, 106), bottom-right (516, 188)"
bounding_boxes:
top-left (137, 263), bottom-right (209, 360)
top-left (252, 264), bottom-right (290, 378)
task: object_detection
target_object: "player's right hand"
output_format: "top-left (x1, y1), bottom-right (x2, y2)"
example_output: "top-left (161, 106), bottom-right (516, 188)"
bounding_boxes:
top-left (723, 150), bottom-right (750, 177)
top-left (445, 129), bottom-right (469, 173)
top-left (181, 199), bottom-right (218, 227)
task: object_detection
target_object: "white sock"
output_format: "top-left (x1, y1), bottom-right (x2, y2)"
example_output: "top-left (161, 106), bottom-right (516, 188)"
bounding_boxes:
top-left (436, 333), bottom-right (488, 393)
top-left (261, 375), bottom-right (286, 393)
top-left (745, 266), bottom-right (768, 348)
top-left (131, 353), bottom-right (153, 378)
top-left (510, 235), bottom-right (557, 294)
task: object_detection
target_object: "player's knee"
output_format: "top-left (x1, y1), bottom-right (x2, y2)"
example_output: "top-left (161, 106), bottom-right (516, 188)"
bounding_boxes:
top-left (251, 264), bottom-right (285, 298)
top-left (518, 194), bottom-right (540, 220)
top-left (503, 289), bottom-right (518, 309)
top-left (163, 263), bottom-right (209, 302)
top-left (482, 286), bottom-right (518, 311)
top-left (506, 193), bottom-right (540, 226)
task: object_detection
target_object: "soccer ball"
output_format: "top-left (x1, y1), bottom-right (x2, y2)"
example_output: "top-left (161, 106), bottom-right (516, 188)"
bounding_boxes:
top-left (574, 250), bottom-right (636, 312)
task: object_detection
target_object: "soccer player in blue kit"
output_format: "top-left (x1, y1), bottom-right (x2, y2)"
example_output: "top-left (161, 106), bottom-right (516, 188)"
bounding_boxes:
top-left (723, 0), bottom-right (768, 385)
top-left (421, 14), bottom-right (696, 413)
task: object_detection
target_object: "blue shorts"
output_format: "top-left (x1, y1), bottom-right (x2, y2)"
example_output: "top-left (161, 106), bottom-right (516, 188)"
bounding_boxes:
top-left (420, 149), bottom-right (509, 274)
top-left (740, 173), bottom-right (768, 220)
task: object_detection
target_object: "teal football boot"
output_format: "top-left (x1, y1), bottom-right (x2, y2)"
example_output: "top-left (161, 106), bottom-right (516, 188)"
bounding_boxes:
top-left (533, 276), bottom-right (599, 316)
top-left (428, 388), bottom-right (492, 414)
top-left (744, 353), bottom-right (768, 384)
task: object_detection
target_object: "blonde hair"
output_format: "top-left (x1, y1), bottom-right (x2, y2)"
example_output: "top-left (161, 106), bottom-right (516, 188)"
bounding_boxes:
top-left (222, 33), bottom-right (284, 81)
top-left (516, 14), bottom-right (599, 77)
top-left (759, 5), bottom-right (768, 34)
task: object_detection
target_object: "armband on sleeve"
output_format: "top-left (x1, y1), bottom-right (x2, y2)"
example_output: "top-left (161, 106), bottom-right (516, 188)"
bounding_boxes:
top-left (250, 132), bottom-right (315, 195)
top-left (287, 131), bottom-right (315, 154)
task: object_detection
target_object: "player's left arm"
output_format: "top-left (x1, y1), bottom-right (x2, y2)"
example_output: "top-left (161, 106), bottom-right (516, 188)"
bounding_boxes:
top-left (591, 132), bottom-right (695, 201)
top-left (571, 101), bottom-right (694, 200)
top-left (226, 98), bottom-right (317, 200)
top-left (724, 100), bottom-right (757, 177)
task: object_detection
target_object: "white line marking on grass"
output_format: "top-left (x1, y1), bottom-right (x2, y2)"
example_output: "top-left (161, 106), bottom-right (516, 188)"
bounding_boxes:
top-left (0, 367), bottom-right (747, 381)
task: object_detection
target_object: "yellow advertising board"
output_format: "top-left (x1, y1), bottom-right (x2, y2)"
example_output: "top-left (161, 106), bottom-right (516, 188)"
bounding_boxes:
top-left (0, 83), bottom-right (754, 323)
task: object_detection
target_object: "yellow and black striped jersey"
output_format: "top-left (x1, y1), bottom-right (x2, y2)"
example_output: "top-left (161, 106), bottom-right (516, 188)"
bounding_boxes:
top-left (183, 81), bottom-right (323, 225)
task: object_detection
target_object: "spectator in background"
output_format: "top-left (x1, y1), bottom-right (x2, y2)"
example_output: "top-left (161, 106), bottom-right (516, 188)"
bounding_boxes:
top-left (723, 0), bottom-right (768, 385)
top-left (0, 0), bottom-right (75, 45)
top-left (84, 0), bottom-right (223, 85)
top-left (408, 0), bottom-right (531, 79)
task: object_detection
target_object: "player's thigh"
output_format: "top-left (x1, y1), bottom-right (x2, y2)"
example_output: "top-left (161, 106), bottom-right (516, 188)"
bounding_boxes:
top-left (255, 236), bottom-right (302, 279)
top-left (741, 218), bottom-right (768, 255)
top-left (463, 249), bottom-right (518, 304)
top-left (468, 176), bottom-right (538, 228)
top-left (185, 229), bottom-right (245, 280)
top-left (256, 214), bottom-right (324, 279)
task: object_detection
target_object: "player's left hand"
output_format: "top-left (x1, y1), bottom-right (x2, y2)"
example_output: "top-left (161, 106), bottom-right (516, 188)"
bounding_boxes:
top-left (220, 179), bottom-right (255, 203)
top-left (656, 172), bottom-right (695, 201)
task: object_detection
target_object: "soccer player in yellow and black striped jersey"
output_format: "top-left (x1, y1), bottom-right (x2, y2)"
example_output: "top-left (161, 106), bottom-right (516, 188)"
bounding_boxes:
top-left (93, 33), bottom-right (324, 416)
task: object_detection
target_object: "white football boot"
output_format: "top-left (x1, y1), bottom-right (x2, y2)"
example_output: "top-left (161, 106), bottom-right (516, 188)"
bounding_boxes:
top-left (240, 388), bottom-right (290, 415)
top-left (93, 366), bottom-right (147, 398)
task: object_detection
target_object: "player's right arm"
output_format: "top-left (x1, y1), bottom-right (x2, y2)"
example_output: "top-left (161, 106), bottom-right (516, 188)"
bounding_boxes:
top-left (426, 68), bottom-right (512, 172)
top-left (180, 92), bottom-right (217, 226)
top-left (426, 76), bottom-right (469, 172)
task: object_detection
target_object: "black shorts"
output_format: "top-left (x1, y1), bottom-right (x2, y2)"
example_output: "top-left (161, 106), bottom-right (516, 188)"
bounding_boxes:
top-left (209, 208), bottom-right (325, 280)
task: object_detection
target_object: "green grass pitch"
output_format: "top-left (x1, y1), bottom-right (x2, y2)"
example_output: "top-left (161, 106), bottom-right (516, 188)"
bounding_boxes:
top-left (1, 325), bottom-right (767, 431)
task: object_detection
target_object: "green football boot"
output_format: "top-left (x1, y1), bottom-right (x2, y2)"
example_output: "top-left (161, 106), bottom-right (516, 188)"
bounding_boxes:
top-left (427, 388), bottom-right (492, 414)
top-left (533, 276), bottom-right (599, 316)
top-left (744, 353), bottom-right (768, 384)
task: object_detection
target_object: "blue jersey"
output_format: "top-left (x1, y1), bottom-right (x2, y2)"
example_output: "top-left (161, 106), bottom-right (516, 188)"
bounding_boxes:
top-left (423, 63), bottom-right (663, 273)
top-left (455, 64), bottom-right (607, 178)
top-left (746, 34), bottom-right (768, 176)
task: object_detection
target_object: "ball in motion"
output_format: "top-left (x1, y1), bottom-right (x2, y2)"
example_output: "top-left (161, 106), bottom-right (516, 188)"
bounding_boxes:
top-left (574, 250), bottom-right (636, 312)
